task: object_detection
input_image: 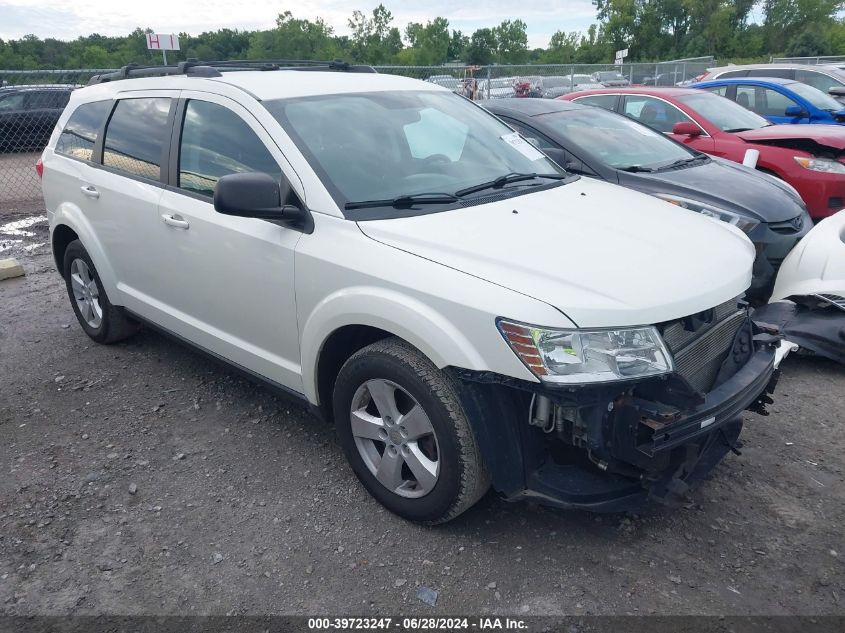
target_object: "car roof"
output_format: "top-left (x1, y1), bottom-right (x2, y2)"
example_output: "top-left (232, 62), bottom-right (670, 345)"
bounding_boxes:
top-left (76, 70), bottom-right (445, 101)
top-left (708, 63), bottom-right (843, 74)
top-left (0, 84), bottom-right (75, 92)
top-left (478, 98), bottom-right (586, 117)
top-left (568, 86), bottom-right (699, 98)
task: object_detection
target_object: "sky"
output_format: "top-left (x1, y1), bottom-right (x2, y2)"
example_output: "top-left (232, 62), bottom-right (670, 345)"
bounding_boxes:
top-left (0, 0), bottom-right (598, 49)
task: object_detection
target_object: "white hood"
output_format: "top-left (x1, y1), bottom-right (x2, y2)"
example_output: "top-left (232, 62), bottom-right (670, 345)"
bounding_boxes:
top-left (358, 178), bottom-right (755, 328)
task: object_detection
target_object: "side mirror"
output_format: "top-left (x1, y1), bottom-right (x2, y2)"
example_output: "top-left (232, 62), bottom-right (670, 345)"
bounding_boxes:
top-left (672, 122), bottom-right (702, 137)
top-left (828, 87), bottom-right (845, 97)
top-left (542, 147), bottom-right (570, 167)
top-left (784, 104), bottom-right (807, 118)
top-left (213, 172), bottom-right (302, 221)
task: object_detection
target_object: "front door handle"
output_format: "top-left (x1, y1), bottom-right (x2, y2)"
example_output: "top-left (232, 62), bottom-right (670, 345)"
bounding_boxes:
top-left (162, 213), bottom-right (190, 229)
top-left (80, 185), bottom-right (99, 199)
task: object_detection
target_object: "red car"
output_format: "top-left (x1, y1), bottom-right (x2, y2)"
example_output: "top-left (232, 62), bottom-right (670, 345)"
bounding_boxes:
top-left (560, 87), bottom-right (845, 220)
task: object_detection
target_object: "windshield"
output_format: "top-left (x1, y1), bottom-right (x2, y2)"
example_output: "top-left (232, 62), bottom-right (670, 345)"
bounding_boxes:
top-left (537, 108), bottom-right (694, 170)
top-left (264, 90), bottom-right (566, 217)
top-left (678, 92), bottom-right (770, 131)
top-left (788, 81), bottom-right (843, 111)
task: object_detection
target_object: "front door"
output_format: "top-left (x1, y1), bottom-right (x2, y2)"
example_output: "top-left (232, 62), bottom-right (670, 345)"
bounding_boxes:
top-left (147, 93), bottom-right (306, 392)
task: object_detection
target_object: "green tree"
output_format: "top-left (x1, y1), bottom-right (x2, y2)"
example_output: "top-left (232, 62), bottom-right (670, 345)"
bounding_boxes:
top-left (247, 11), bottom-right (339, 60)
top-left (494, 19), bottom-right (529, 63)
top-left (465, 28), bottom-right (498, 65)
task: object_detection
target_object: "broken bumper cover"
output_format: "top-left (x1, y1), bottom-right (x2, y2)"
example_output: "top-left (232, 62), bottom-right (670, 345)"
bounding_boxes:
top-left (456, 339), bottom-right (785, 514)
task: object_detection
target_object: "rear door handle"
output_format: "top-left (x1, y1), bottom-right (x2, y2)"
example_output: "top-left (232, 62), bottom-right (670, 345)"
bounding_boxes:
top-left (162, 213), bottom-right (190, 229)
top-left (80, 185), bottom-right (99, 199)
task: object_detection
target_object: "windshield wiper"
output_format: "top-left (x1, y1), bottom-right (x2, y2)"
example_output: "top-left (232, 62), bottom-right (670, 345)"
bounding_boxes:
top-left (723, 127), bottom-right (754, 133)
top-left (454, 172), bottom-right (570, 197)
top-left (345, 192), bottom-right (460, 210)
top-left (618, 165), bottom-right (656, 173)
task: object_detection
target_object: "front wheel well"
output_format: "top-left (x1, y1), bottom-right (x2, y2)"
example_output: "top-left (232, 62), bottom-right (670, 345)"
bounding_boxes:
top-left (52, 224), bottom-right (79, 277)
top-left (315, 325), bottom-right (394, 423)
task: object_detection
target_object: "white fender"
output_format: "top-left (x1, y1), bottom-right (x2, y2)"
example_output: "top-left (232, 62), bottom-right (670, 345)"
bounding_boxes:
top-left (299, 285), bottom-right (518, 404)
top-left (771, 210), bottom-right (845, 304)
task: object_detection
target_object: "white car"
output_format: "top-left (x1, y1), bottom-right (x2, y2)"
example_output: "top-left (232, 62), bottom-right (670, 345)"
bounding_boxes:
top-left (40, 60), bottom-right (787, 524)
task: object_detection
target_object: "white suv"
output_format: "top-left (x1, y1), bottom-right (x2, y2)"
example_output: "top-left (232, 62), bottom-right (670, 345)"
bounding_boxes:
top-left (40, 61), bottom-right (785, 524)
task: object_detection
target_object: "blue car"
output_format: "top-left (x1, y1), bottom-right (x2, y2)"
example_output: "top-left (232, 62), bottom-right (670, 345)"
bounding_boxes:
top-left (692, 77), bottom-right (845, 125)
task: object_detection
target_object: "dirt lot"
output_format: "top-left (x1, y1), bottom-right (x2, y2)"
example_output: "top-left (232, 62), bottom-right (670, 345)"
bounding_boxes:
top-left (1, 201), bottom-right (844, 617)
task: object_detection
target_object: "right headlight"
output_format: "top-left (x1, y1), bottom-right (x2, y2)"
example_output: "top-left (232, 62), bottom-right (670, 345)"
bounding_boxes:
top-left (498, 319), bottom-right (674, 384)
top-left (794, 156), bottom-right (845, 174)
top-left (654, 194), bottom-right (760, 234)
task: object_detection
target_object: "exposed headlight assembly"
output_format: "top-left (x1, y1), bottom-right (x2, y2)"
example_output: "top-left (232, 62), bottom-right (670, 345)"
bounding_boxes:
top-left (655, 194), bottom-right (760, 234)
top-left (498, 320), bottom-right (674, 384)
top-left (793, 156), bottom-right (845, 174)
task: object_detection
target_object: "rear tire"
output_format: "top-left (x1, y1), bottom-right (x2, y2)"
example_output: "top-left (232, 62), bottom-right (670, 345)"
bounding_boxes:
top-left (63, 240), bottom-right (138, 344)
top-left (333, 338), bottom-right (489, 524)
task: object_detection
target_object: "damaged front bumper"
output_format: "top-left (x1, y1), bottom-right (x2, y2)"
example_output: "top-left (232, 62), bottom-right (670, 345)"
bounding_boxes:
top-left (454, 325), bottom-right (789, 514)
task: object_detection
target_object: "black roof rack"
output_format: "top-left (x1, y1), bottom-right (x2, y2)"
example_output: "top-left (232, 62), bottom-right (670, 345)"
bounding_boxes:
top-left (87, 59), bottom-right (377, 85)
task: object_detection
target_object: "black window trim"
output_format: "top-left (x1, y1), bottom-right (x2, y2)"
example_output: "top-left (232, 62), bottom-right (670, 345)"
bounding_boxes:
top-left (165, 96), bottom-right (314, 234)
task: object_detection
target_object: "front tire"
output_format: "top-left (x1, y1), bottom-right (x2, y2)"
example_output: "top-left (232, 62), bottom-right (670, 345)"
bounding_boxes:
top-left (63, 240), bottom-right (138, 344)
top-left (333, 338), bottom-right (489, 524)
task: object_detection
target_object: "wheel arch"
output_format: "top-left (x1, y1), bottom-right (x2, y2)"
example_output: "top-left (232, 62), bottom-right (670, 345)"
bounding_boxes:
top-left (302, 287), bottom-right (490, 416)
top-left (50, 204), bottom-right (119, 298)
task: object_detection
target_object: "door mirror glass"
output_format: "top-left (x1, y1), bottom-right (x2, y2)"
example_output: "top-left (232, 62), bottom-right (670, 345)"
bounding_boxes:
top-left (213, 172), bottom-right (299, 220)
top-left (672, 122), bottom-right (702, 136)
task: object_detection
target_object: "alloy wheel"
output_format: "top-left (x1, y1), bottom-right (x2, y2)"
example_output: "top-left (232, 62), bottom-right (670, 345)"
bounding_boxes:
top-left (349, 379), bottom-right (440, 498)
top-left (69, 258), bottom-right (103, 329)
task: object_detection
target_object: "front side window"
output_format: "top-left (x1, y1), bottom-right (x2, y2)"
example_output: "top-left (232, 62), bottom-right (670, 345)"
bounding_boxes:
top-left (178, 100), bottom-right (281, 197)
top-left (103, 97), bottom-right (171, 180)
top-left (622, 96), bottom-right (694, 133)
top-left (705, 85), bottom-right (728, 97)
top-left (264, 90), bottom-right (566, 217)
top-left (760, 88), bottom-right (799, 117)
top-left (788, 81), bottom-right (842, 111)
top-left (534, 107), bottom-right (694, 171)
top-left (735, 86), bottom-right (756, 111)
top-left (55, 100), bottom-right (111, 162)
top-left (677, 92), bottom-right (770, 132)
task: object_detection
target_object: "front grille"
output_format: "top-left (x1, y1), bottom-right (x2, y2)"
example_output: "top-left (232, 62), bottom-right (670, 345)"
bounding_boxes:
top-left (769, 215), bottom-right (804, 234)
top-left (660, 299), bottom-right (747, 393)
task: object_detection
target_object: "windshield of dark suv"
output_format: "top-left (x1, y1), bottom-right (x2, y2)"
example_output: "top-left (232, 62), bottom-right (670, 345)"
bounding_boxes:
top-left (264, 90), bottom-right (569, 218)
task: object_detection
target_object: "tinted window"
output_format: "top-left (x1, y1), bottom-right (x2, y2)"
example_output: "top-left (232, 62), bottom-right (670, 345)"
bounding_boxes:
top-left (55, 100), bottom-right (111, 161)
top-left (706, 85), bottom-right (728, 97)
top-left (0, 93), bottom-right (26, 111)
top-left (103, 97), bottom-right (171, 180)
top-left (26, 90), bottom-right (69, 109)
top-left (796, 68), bottom-right (843, 93)
top-left (573, 94), bottom-right (618, 111)
top-left (622, 96), bottom-right (694, 133)
top-left (747, 68), bottom-right (794, 79)
top-left (178, 100), bottom-right (280, 197)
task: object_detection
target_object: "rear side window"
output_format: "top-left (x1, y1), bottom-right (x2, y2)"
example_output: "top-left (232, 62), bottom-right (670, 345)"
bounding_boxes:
top-left (718, 70), bottom-right (749, 79)
top-left (178, 100), bottom-right (280, 197)
top-left (103, 97), bottom-right (171, 180)
top-left (573, 94), bottom-right (618, 111)
top-left (747, 68), bottom-right (794, 79)
top-left (26, 90), bottom-right (70, 109)
top-left (55, 100), bottom-right (111, 162)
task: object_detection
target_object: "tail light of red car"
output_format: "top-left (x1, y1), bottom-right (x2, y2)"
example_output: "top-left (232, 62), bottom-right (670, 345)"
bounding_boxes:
top-left (35, 158), bottom-right (44, 178)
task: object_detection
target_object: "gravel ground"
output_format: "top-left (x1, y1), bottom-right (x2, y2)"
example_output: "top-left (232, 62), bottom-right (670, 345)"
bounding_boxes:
top-left (1, 202), bottom-right (844, 617)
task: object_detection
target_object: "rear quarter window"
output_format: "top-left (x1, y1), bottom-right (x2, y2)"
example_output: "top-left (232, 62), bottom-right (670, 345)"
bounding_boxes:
top-left (55, 100), bottom-right (112, 162)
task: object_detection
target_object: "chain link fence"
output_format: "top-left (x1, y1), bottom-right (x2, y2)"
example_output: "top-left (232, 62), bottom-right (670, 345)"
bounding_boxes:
top-left (0, 59), bottom-right (713, 205)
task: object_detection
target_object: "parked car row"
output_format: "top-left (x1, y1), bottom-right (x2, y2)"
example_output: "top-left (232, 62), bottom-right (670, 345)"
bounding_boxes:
top-left (424, 72), bottom-right (626, 100)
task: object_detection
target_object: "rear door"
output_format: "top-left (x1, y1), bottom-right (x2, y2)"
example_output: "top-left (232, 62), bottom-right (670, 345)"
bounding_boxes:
top-left (83, 91), bottom-right (178, 306)
top-left (149, 92), bottom-right (306, 391)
